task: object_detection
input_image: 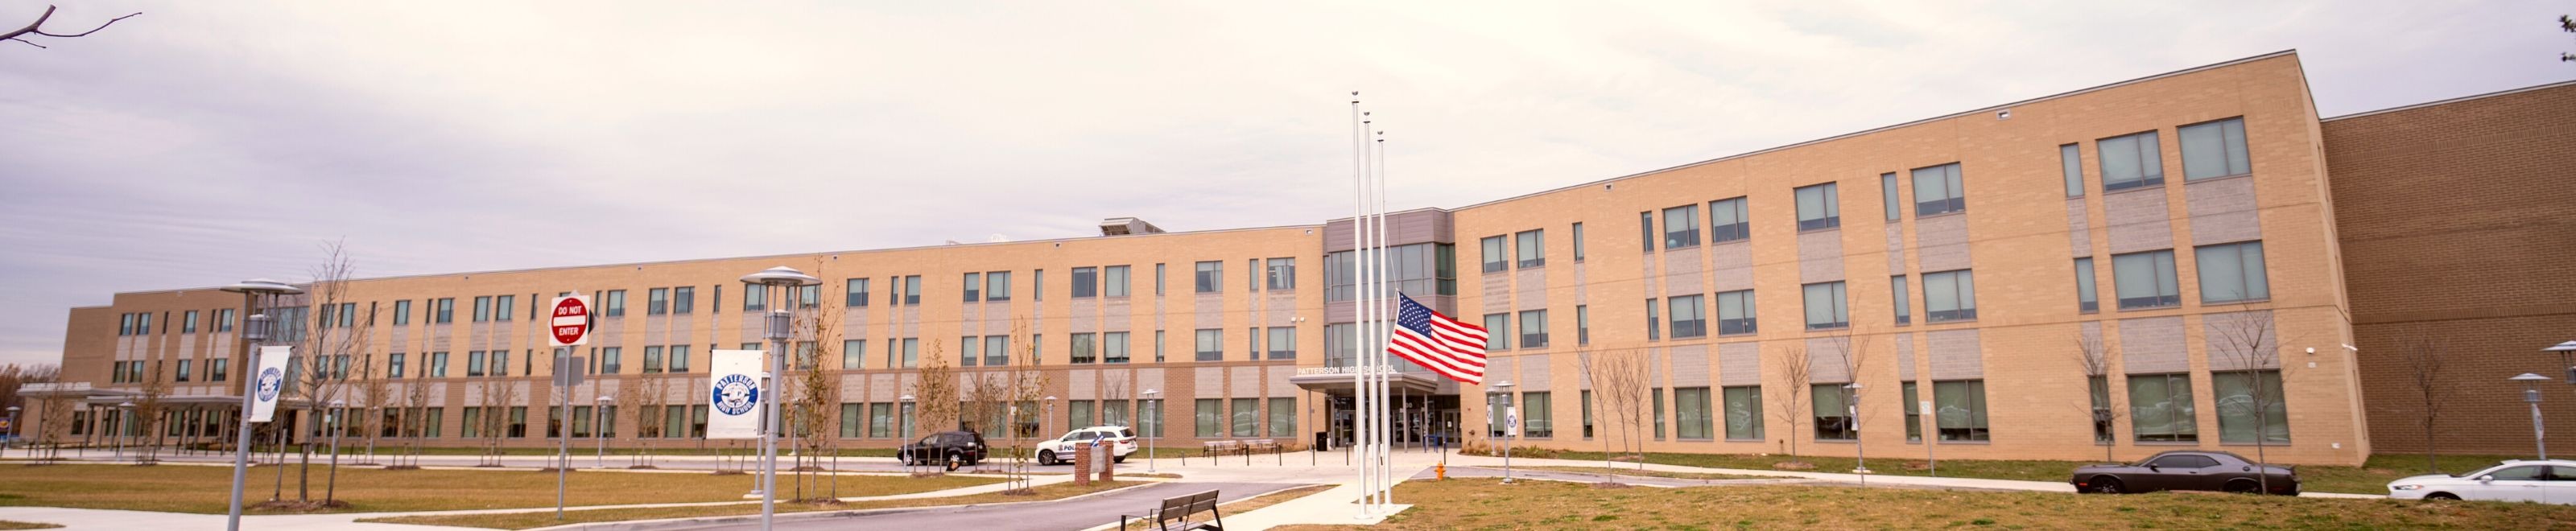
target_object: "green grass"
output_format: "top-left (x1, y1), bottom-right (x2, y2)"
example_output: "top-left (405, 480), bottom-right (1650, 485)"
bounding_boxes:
top-left (1274, 479), bottom-right (2576, 530)
top-left (1522, 466), bottom-right (1768, 480)
top-left (362, 480), bottom-right (1144, 529)
top-left (1553, 451), bottom-right (2530, 495)
top-left (0, 463), bottom-right (997, 514)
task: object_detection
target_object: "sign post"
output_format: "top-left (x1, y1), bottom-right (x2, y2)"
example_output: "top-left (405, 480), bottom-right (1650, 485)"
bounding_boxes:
top-left (547, 296), bottom-right (592, 521)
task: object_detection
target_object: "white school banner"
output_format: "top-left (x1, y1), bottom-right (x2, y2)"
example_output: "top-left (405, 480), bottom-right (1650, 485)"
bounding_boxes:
top-left (706, 349), bottom-right (764, 439)
top-left (249, 346), bottom-right (292, 422)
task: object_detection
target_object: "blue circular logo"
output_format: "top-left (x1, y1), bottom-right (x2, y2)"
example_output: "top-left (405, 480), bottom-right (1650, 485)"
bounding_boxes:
top-left (255, 367), bottom-right (284, 401)
top-left (712, 374), bottom-right (759, 416)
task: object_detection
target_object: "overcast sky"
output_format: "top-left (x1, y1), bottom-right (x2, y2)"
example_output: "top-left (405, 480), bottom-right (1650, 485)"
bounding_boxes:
top-left (1, 1), bottom-right (2568, 367)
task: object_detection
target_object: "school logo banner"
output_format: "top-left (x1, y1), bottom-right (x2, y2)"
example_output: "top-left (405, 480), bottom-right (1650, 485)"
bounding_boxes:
top-left (250, 346), bottom-right (292, 422)
top-left (706, 349), bottom-right (764, 439)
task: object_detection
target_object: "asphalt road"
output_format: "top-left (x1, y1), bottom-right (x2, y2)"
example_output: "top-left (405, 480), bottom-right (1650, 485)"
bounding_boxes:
top-left (658, 481), bottom-right (1297, 531)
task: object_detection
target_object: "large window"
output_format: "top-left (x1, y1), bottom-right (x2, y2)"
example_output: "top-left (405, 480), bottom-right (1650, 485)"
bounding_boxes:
top-left (1724, 385), bottom-right (1764, 440)
top-left (1325, 243), bottom-right (1457, 302)
top-left (1880, 172), bottom-right (1901, 221)
top-left (1231, 397), bottom-right (1258, 437)
top-left (2061, 143), bottom-right (2085, 197)
top-left (1934, 380), bottom-right (1989, 442)
top-left (1675, 387), bottom-right (1712, 439)
top-left (1813, 384), bottom-right (1856, 441)
top-left (2089, 376), bottom-right (2113, 444)
top-left (1795, 182), bottom-right (1839, 231)
top-left (985, 271), bottom-right (1012, 302)
top-left (1923, 270), bottom-right (1978, 322)
top-left (1071, 333), bottom-right (1097, 364)
top-left (1482, 314), bottom-right (1509, 351)
top-left (668, 345), bottom-right (690, 373)
top-left (602, 290), bottom-right (624, 316)
top-left (473, 296), bottom-right (491, 322)
top-left (983, 335), bottom-right (1009, 366)
top-left (1517, 311), bottom-right (1548, 348)
top-left (2196, 241), bottom-right (2270, 303)
top-left (1802, 282), bottom-right (1848, 330)
top-left (1194, 398), bottom-right (1220, 438)
top-left (2215, 370), bottom-right (2289, 444)
top-left (1072, 267), bottom-right (1099, 298)
top-left (1194, 261), bottom-right (1222, 293)
top-left (1265, 327), bottom-right (1294, 360)
top-left (1194, 329), bottom-right (1221, 361)
top-left (1104, 266), bottom-right (1130, 297)
top-left (2179, 117), bottom-right (2251, 181)
top-left (648, 288), bottom-right (668, 315)
top-left (673, 286), bottom-right (694, 314)
top-left (1269, 397), bottom-right (1296, 438)
top-left (1104, 331), bottom-right (1130, 364)
top-left (2074, 257), bottom-right (2100, 312)
top-left (2113, 250), bottom-right (2181, 309)
top-left (842, 340), bottom-right (865, 369)
top-left (1667, 294), bottom-right (1707, 339)
top-left (1521, 392), bottom-right (1552, 438)
top-left (903, 275), bottom-right (922, 305)
top-left (1911, 163), bottom-right (1965, 216)
top-left (1709, 197), bottom-right (1749, 243)
top-left (1480, 236), bottom-right (1508, 272)
top-left (1709, 290), bottom-right (1752, 335)
top-left (2129, 373), bottom-right (2198, 442)
top-left (1514, 230), bottom-right (1544, 268)
top-left (1662, 204), bottom-right (1699, 249)
top-left (1266, 258), bottom-right (1296, 290)
top-left (1890, 276), bottom-right (1912, 326)
top-left (598, 347), bottom-right (621, 374)
top-left (1903, 381), bottom-right (1922, 442)
top-left (2099, 130), bottom-right (2165, 191)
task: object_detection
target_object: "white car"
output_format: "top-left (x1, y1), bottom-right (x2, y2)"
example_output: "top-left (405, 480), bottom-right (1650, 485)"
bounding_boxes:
top-left (2388, 459), bottom-right (2576, 504)
top-left (1036, 426), bottom-right (1138, 466)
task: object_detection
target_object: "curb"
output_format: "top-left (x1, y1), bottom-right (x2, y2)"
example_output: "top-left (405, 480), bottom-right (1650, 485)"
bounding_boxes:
top-left (519, 481), bottom-right (1162, 531)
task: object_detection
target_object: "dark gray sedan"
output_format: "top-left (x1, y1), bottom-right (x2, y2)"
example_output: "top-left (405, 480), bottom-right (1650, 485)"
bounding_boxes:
top-left (2070, 451), bottom-right (2299, 495)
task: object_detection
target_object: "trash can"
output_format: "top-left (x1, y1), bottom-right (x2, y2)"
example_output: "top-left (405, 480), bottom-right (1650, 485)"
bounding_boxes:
top-left (1313, 431), bottom-right (1329, 451)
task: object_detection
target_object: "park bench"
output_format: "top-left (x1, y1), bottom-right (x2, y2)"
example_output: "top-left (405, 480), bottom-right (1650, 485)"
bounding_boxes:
top-left (1201, 440), bottom-right (1241, 464)
top-left (1120, 489), bottom-right (1224, 530)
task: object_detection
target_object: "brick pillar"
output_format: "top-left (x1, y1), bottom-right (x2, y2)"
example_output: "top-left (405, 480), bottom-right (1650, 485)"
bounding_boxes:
top-left (1072, 441), bottom-right (1093, 486)
top-left (1097, 441), bottom-right (1114, 483)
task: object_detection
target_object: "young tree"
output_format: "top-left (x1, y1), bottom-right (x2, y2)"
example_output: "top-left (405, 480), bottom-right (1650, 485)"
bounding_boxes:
top-left (1769, 345), bottom-right (1812, 466)
top-left (476, 381), bottom-right (518, 467)
top-left (2385, 328), bottom-right (2452, 473)
top-left (31, 385), bottom-right (72, 463)
top-left (995, 321), bottom-right (1049, 494)
top-left (788, 302), bottom-right (844, 501)
top-left (132, 360), bottom-right (172, 463)
top-left (394, 381), bottom-right (430, 469)
top-left (2206, 309), bottom-right (2285, 493)
top-left (907, 341), bottom-right (959, 472)
top-left (286, 241), bottom-right (372, 506)
top-left (356, 356), bottom-right (393, 466)
top-left (1817, 332), bottom-right (1874, 470)
top-left (1575, 349), bottom-right (1622, 484)
top-left (1591, 348), bottom-right (1651, 469)
top-left (2070, 328), bottom-right (2124, 462)
top-left (624, 376), bottom-right (671, 468)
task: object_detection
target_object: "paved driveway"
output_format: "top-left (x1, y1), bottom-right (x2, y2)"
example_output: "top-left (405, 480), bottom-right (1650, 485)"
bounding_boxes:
top-left (653, 481), bottom-right (1297, 531)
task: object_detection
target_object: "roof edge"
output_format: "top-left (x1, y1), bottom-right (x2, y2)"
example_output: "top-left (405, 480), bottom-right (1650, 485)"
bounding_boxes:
top-left (2322, 78), bottom-right (2576, 121)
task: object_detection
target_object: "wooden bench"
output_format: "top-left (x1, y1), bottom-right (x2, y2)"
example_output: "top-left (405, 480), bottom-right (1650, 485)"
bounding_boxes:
top-left (1120, 489), bottom-right (1224, 530)
top-left (1201, 440), bottom-right (1241, 464)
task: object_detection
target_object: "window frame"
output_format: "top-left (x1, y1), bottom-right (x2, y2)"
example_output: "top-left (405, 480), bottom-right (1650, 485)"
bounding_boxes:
top-left (1910, 163), bottom-right (1965, 216)
top-left (2112, 249), bottom-right (2182, 310)
top-left (1709, 196), bottom-right (1750, 243)
top-left (2194, 241), bottom-right (2270, 304)
top-left (1794, 182), bottom-right (1841, 232)
top-left (1666, 294), bottom-right (1707, 339)
top-left (1922, 270), bottom-right (1978, 323)
top-left (1802, 282), bottom-right (1849, 331)
top-left (1513, 230), bottom-right (1545, 269)
top-left (1662, 204), bottom-right (1700, 249)
top-left (2178, 117), bottom-right (2252, 182)
top-left (2098, 130), bottom-right (2165, 191)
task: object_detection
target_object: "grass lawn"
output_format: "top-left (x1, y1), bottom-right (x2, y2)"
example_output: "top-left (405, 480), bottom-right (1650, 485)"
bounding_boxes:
top-left (1275, 479), bottom-right (2576, 530)
top-left (1554, 451), bottom-right (2525, 495)
top-left (0, 464), bottom-right (997, 514)
top-left (363, 480), bottom-right (1146, 529)
top-left (0, 521), bottom-right (60, 529)
top-left (1523, 466), bottom-right (1768, 481)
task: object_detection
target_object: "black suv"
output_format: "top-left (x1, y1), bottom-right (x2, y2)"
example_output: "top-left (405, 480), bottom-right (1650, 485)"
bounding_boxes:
top-left (898, 430), bottom-right (989, 471)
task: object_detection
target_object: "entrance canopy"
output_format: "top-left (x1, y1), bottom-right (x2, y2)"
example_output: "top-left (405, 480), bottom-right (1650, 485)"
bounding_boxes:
top-left (1288, 367), bottom-right (1452, 395)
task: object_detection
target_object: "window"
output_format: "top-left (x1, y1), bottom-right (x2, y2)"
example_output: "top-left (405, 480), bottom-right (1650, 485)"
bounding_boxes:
top-left (1033, 270), bottom-right (1043, 301)
top-left (963, 272), bottom-right (981, 302)
top-left (643, 346), bottom-right (664, 373)
top-left (492, 351), bottom-right (510, 377)
top-left (894, 339), bottom-right (917, 368)
top-left (1662, 204), bottom-right (1699, 249)
top-left (983, 335), bottom-right (1008, 366)
top-left (1880, 171), bottom-right (1901, 221)
top-left (1923, 270), bottom-right (1978, 322)
top-left (1266, 327), bottom-right (1294, 360)
top-left (1195, 398), bottom-right (1221, 437)
top-left (1795, 183), bottom-right (1840, 231)
top-left (508, 406), bottom-right (527, 438)
top-left (434, 298), bottom-right (453, 323)
top-left (903, 275), bottom-right (922, 305)
top-left (1645, 298), bottom-right (1661, 340)
top-left (210, 358), bottom-right (229, 382)
top-left (1104, 266), bottom-right (1130, 297)
top-left (1154, 264), bottom-right (1166, 296)
top-left (2180, 117), bottom-right (2251, 181)
top-left (1639, 212), bottom-right (1655, 251)
top-left (648, 288), bottom-right (668, 315)
top-left (2061, 143), bottom-right (2085, 197)
top-left (1715, 290), bottom-right (1755, 335)
top-left (1482, 314), bottom-right (1509, 350)
top-left (745, 282), bottom-right (767, 310)
top-left (1514, 230), bottom-right (1544, 268)
top-left (1667, 294), bottom-right (1707, 339)
top-left (1104, 331), bottom-right (1130, 364)
top-left (673, 286), bottom-right (694, 314)
top-left (1194, 261), bottom-right (1221, 293)
top-left (2129, 373), bottom-right (2197, 442)
top-left (844, 279), bottom-right (869, 307)
top-left (1480, 236), bottom-right (1507, 272)
top-left (1071, 267), bottom-right (1098, 298)
top-left (2099, 130), bottom-right (2165, 191)
top-left (1269, 397), bottom-right (1296, 438)
top-left (1248, 259), bottom-right (1257, 292)
top-left (2089, 376), bottom-right (2112, 444)
top-left (985, 271), bottom-right (1012, 302)
top-left (2196, 241), bottom-right (2270, 303)
top-left (175, 360), bottom-right (192, 382)
top-left (602, 290), bottom-right (625, 317)
top-left (843, 340), bottom-right (865, 369)
top-left (1522, 392), bottom-right (1552, 438)
top-left (667, 345), bottom-right (690, 373)
top-left (1814, 384), bottom-right (1856, 440)
top-left (1890, 276), bottom-right (1912, 325)
top-left (1709, 197), bottom-right (1749, 243)
top-left (1231, 397), bottom-right (1259, 436)
top-left (118, 313), bottom-right (132, 335)
top-left (1154, 331), bottom-right (1165, 363)
top-left (1487, 392), bottom-right (1513, 437)
top-left (1517, 310), bottom-right (1548, 349)
top-left (1575, 305), bottom-right (1590, 345)
top-left (1571, 222), bottom-right (1586, 261)
top-left (473, 296), bottom-right (492, 322)
top-left (2075, 257), bottom-right (2100, 312)
top-left (217, 309), bottom-right (234, 331)
top-left (1581, 391), bottom-right (1594, 438)
top-left (1069, 401), bottom-right (1095, 431)
top-left (1903, 381), bottom-right (1923, 442)
top-left (2112, 250), bottom-right (2181, 309)
top-left (428, 352), bottom-right (447, 377)
top-left (1934, 380), bottom-right (1989, 442)
top-left (1802, 282), bottom-right (1848, 330)
top-left (1912, 163), bottom-right (1965, 216)
top-left (1674, 387), bottom-right (1712, 439)
top-left (2215, 370), bottom-right (2289, 444)
top-left (599, 347), bottom-right (621, 374)
top-left (1070, 333), bottom-right (1100, 364)
top-left (868, 403), bottom-right (893, 438)
top-left (183, 311), bottom-right (198, 333)
top-left (467, 351), bottom-right (486, 377)
top-left (1194, 329), bottom-right (1221, 361)
top-left (1267, 258), bottom-right (1296, 290)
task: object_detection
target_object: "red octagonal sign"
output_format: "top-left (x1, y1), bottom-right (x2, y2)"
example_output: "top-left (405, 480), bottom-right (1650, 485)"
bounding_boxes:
top-left (549, 295), bottom-right (591, 347)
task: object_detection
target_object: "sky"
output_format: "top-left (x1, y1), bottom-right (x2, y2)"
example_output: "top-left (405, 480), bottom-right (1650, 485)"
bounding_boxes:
top-left (1, 1), bottom-right (2569, 367)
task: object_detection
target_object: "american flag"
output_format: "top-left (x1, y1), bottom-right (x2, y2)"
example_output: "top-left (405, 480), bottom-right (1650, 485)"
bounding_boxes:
top-left (1389, 293), bottom-right (1489, 385)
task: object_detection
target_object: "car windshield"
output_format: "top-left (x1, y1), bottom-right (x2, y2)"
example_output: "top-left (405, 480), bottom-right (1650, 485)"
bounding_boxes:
top-left (1117, 428), bottom-right (1136, 438)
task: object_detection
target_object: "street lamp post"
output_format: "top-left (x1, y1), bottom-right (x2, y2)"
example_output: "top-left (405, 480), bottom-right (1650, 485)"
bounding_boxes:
top-left (1847, 383), bottom-right (1870, 476)
top-left (1141, 389), bottom-right (1158, 472)
top-left (898, 394), bottom-right (915, 475)
top-left (220, 278), bottom-right (299, 531)
top-left (741, 266), bottom-right (819, 531)
top-left (327, 399), bottom-right (345, 500)
top-left (1487, 381), bottom-right (1515, 484)
top-left (2515, 373), bottom-right (2552, 459)
top-left (115, 401), bottom-right (134, 462)
top-left (596, 396), bottom-right (612, 468)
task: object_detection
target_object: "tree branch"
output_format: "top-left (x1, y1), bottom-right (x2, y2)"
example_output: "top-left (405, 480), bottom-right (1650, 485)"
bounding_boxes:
top-left (28, 10), bottom-right (139, 38)
top-left (5, 37), bottom-right (41, 48)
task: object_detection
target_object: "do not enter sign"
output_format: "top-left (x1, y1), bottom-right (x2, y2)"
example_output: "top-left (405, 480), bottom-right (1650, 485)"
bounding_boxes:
top-left (548, 295), bottom-right (592, 347)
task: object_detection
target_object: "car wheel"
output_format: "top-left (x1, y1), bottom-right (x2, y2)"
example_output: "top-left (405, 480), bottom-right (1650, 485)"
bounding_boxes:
top-left (1038, 450), bottom-right (1057, 466)
top-left (2425, 492), bottom-right (2461, 501)
top-left (2223, 480), bottom-right (2260, 494)
top-left (1114, 455), bottom-right (1128, 463)
top-left (944, 452), bottom-right (963, 471)
top-left (2087, 477), bottom-right (2124, 495)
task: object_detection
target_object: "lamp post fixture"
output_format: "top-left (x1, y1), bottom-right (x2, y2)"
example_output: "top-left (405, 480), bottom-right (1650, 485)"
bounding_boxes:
top-left (2547, 340), bottom-right (2576, 389)
top-left (596, 396), bottom-right (613, 468)
top-left (1141, 389), bottom-right (1159, 472)
top-left (114, 401), bottom-right (134, 462)
top-left (2515, 373), bottom-right (2553, 459)
top-left (740, 266), bottom-right (819, 531)
top-left (898, 394), bottom-right (915, 475)
top-left (219, 278), bottom-right (299, 531)
top-left (1487, 381), bottom-right (1515, 484)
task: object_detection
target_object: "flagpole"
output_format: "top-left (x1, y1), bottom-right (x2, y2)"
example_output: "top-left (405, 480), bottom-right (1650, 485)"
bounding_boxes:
top-left (1373, 132), bottom-right (1392, 509)
top-left (1348, 97), bottom-right (1373, 520)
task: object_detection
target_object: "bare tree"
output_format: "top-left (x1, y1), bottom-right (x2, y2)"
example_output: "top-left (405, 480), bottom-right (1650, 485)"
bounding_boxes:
top-left (907, 340), bottom-right (959, 473)
top-left (0, 364), bottom-right (60, 412)
top-left (356, 356), bottom-right (393, 466)
top-left (995, 321), bottom-right (1050, 494)
top-left (2071, 329), bottom-right (2123, 462)
top-left (474, 381), bottom-right (518, 467)
top-left (1575, 349), bottom-right (1622, 484)
top-left (1817, 332), bottom-right (1876, 461)
top-left (2384, 328), bottom-right (2452, 473)
top-left (787, 279), bottom-right (844, 502)
top-left (392, 381), bottom-right (429, 469)
top-left (624, 377), bottom-right (671, 468)
top-left (1769, 345), bottom-right (1812, 466)
top-left (31, 384), bottom-right (72, 463)
top-left (2206, 308), bottom-right (2286, 493)
top-left (1591, 348), bottom-right (1650, 470)
top-left (2, 6), bottom-right (139, 49)
top-left (289, 241), bottom-right (373, 507)
top-left (133, 360), bottom-right (172, 463)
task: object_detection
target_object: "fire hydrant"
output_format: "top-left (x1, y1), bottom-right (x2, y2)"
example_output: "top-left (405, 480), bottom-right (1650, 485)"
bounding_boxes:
top-left (1436, 463), bottom-right (1447, 480)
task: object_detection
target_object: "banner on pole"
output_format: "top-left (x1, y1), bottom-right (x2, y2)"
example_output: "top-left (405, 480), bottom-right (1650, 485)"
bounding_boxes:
top-left (249, 346), bottom-right (291, 422)
top-left (705, 349), bottom-right (764, 439)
